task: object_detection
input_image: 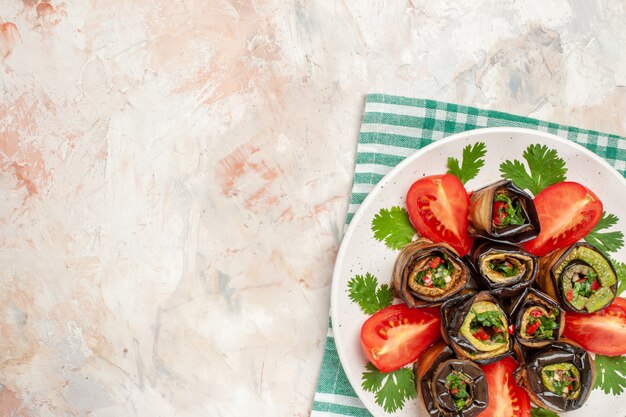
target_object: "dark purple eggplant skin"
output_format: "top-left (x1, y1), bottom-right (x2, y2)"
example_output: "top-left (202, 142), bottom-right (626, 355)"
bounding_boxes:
top-left (514, 341), bottom-right (595, 412)
top-left (509, 288), bottom-right (565, 348)
top-left (468, 240), bottom-right (537, 298)
top-left (440, 291), bottom-right (514, 365)
top-left (415, 344), bottom-right (488, 417)
top-left (392, 239), bottom-right (471, 308)
top-left (468, 180), bottom-right (540, 244)
top-left (537, 241), bottom-right (617, 314)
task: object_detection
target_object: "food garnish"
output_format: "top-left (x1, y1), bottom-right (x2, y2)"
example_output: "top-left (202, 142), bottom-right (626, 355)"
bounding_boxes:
top-left (585, 211), bottom-right (625, 256)
top-left (348, 273), bottom-right (393, 315)
top-left (499, 144), bottom-right (567, 196)
top-left (371, 206), bottom-right (416, 250)
top-left (447, 142), bottom-right (487, 184)
top-left (360, 304), bottom-right (441, 372)
top-left (362, 362), bottom-right (416, 413)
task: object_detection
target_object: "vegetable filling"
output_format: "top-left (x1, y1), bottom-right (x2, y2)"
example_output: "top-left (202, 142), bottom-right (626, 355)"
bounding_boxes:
top-left (492, 193), bottom-right (526, 227)
top-left (445, 370), bottom-right (472, 410)
top-left (522, 307), bottom-right (559, 340)
top-left (488, 258), bottom-right (520, 278)
top-left (411, 254), bottom-right (454, 289)
top-left (540, 363), bottom-right (581, 399)
top-left (469, 310), bottom-right (507, 344)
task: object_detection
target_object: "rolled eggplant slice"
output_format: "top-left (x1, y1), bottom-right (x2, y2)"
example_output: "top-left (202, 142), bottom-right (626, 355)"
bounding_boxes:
top-left (514, 340), bottom-right (594, 412)
top-left (510, 289), bottom-right (565, 348)
top-left (441, 291), bottom-right (513, 364)
top-left (468, 180), bottom-right (540, 244)
top-left (537, 242), bottom-right (617, 313)
top-left (469, 241), bottom-right (537, 297)
top-left (392, 238), bottom-right (471, 308)
top-left (415, 342), bottom-right (489, 417)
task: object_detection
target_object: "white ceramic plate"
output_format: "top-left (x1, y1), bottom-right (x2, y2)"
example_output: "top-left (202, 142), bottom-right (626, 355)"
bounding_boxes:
top-left (331, 127), bottom-right (626, 417)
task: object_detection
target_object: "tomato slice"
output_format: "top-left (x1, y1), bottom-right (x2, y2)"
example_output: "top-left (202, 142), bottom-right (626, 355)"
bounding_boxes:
top-left (360, 304), bottom-right (441, 372)
top-left (523, 182), bottom-right (603, 256)
top-left (406, 174), bottom-right (473, 256)
top-left (480, 357), bottom-right (531, 417)
top-left (563, 297), bottom-right (626, 356)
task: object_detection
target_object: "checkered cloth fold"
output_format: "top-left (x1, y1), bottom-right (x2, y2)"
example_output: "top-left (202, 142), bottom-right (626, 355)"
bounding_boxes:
top-left (311, 94), bottom-right (626, 417)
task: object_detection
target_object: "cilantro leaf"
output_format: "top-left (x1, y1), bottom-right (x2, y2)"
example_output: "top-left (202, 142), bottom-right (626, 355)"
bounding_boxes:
top-left (531, 408), bottom-right (559, 417)
top-left (594, 354), bottom-right (626, 395)
top-left (499, 144), bottom-right (567, 195)
top-left (613, 259), bottom-right (626, 297)
top-left (371, 206), bottom-right (416, 250)
top-left (362, 363), bottom-right (416, 413)
top-left (447, 142), bottom-right (487, 184)
top-left (348, 273), bottom-right (393, 315)
top-left (585, 212), bottom-right (624, 256)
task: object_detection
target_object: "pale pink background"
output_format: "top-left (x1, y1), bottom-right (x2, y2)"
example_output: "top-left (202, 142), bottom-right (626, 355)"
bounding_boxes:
top-left (1, 1), bottom-right (625, 416)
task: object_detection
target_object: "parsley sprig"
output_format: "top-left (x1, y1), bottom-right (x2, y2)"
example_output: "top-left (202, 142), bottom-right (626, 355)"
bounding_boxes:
top-left (471, 310), bottom-right (504, 330)
top-left (499, 144), bottom-right (567, 195)
top-left (585, 211), bottom-right (625, 256)
top-left (347, 273), bottom-right (393, 315)
top-left (371, 206), bottom-right (416, 250)
top-left (447, 142), bottom-right (487, 184)
top-left (362, 363), bottom-right (417, 413)
top-left (594, 355), bottom-right (626, 395)
top-left (489, 259), bottom-right (519, 277)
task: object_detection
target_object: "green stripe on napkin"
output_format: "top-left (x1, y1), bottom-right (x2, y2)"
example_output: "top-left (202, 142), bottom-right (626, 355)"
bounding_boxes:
top-left (311, 94), bottom-right (626, 417)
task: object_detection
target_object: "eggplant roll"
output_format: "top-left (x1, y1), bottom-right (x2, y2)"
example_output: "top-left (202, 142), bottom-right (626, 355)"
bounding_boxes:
top-left (415, 342), bottom-right (488, 417)
top-left (510, 289), bottom-right (565, 348)
top-left (469, 241), bottom-right (537, 297)
top-left (514, 340), bottom-right (594, 412)
top-left (537, 242), bottom-right (617, 313)
top-left (468, 180), bottom-right (540, 244)
top-left (392, 238), bottom-right (471, 308)
top-left (441, 291), bottom-right (513, 364)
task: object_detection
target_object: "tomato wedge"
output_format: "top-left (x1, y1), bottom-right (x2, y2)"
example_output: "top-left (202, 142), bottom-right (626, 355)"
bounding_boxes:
top-left (563, 297), bottom-right (626, 356)
top-left (360, 304), bottom-right (441, 372)
top-left (523, 182), bottom-right (603, 256)
top-left (480, 357), bottom-right (531, 417)
top-left (406, 174), bottom-right (473, 256)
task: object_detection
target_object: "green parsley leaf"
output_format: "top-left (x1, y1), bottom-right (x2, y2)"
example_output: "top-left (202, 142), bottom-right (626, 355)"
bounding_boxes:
top-left (613, 259), bottom-right (626, 296)
top-left (447, 142), bottom-right (487, 184)
top-left (371, 206), bottom-right (416, 250)
top-left (584, 212), bottom-right (624, 256)
top-left (362, 363), bottom-right (416, 413)
top-left (348, 273), bottom-right (393, 315)
top-left (499, 144), bottom-right (567, 195)
top-left (594, 354), bottom-right (626, 395)
top-left (531, 407), bottom-right (559, 417)
top-left (471, 310), bottom-right (504, 330)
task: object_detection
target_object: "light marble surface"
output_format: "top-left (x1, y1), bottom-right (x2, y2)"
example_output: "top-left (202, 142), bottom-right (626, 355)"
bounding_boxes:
top-left (1, 1), bottom-right (625, 416)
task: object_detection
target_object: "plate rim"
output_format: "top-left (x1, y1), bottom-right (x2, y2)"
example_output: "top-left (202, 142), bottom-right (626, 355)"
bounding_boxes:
top-left (330, 126), bottom-right (626, 416)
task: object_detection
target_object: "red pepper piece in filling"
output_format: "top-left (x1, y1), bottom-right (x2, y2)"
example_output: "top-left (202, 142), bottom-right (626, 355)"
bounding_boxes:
top-left (423, 273), bottom-right (433, 287)
top-left (492, 202), bottom-right (508, 226)
top-left (530, 309), bottom-right (543, 318)
top-left (526, 321), bottom-right (541, 336)
top-left (473, 328), bottom-right (490, 341)
top-left (428, 257), bottom-right (443, 269)
top-left (591, 280), bottom-right (601, 291)
top-left (567, 289), bottom-right (574, 301)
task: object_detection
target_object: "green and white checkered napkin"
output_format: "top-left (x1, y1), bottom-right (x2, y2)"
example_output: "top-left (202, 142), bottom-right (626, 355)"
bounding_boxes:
top-left (311, 94), bottom-right (626, 417)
